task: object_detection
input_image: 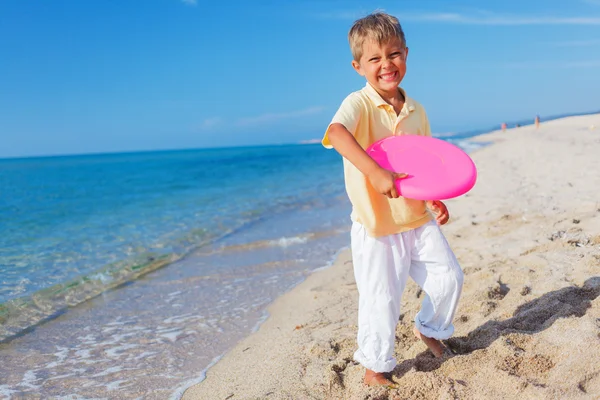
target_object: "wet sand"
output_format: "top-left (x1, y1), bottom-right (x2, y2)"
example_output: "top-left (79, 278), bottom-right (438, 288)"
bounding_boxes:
top-left (183, 114), bottom-right (600, 399)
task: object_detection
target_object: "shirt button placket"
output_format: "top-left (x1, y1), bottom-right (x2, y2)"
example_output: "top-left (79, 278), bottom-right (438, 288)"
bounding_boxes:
top-left (394, 114), bottom-right (403, 135)
top-left (389, 108), bottom-right (398, 135)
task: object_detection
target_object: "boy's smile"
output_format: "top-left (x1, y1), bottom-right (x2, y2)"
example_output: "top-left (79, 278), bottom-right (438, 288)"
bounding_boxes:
top-left (352, 37), bottom-right (408, 101)
top-left (379, 71), bottom-right (399, 82)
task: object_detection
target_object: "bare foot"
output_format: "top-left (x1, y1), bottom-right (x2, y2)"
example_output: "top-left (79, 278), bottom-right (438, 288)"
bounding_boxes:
top-left (363, 369), bottom-right (398, 388)
top-left (413, 326), bottom-right (445, 357)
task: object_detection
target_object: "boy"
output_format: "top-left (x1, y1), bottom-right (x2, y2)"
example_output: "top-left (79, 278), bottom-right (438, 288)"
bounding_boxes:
top-left (322, 12), bottom-right (464, 387)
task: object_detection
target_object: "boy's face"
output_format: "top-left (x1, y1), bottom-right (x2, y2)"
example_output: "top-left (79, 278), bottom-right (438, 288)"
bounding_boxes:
top-left (352, 37), bottom-right (408, 97)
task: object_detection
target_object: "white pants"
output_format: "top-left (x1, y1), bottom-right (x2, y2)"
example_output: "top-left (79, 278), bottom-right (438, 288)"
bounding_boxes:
top-left (351, 220), bottom-right (463, 373)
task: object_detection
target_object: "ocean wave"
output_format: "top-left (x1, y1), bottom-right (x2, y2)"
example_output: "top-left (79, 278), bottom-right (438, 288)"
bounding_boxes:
top-left (0, 216), bottom-right (253, 343)
top-left (450, 139), bottom-right (492, 153)
top-left (432, 132), bottom-right (459, 138)
top-left (268, 236), bottom-right (309, 247)
top-left (0, 194), bottom-right (349, 343)
top-left (0, 253), bottom-right (175, 343)
top-left (199, 228), bottom-right (348, 255)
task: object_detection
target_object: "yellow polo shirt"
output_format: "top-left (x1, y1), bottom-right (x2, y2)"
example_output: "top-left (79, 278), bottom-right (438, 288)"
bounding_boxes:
top-left (322, 83), bottom-right (432, 237)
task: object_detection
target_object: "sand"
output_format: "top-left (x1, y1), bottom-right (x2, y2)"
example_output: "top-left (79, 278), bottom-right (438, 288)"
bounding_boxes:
top-left (182, 114), bottom-right (600, 400)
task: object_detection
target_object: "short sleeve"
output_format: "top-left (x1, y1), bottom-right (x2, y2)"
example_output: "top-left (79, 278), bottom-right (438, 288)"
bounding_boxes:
top-left (322, 93), bottom-right (363, 149)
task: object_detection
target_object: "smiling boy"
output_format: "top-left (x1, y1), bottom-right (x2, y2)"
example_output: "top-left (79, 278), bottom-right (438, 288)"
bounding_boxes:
top-left (322, 12), bottom-right (464, 387)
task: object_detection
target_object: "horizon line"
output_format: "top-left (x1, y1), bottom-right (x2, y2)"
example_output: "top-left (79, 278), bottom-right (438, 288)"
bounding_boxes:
top-left (2, 109), bottom-right (598, 161)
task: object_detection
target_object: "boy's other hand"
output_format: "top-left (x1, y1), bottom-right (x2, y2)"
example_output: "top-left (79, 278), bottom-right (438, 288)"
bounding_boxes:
top-left (427, 200), bottom-right (449, 225)
top-left (367, 167), bottom-right (407, 199)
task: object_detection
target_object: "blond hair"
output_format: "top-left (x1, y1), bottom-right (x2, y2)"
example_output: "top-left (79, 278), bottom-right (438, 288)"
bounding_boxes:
top-left (348, 12), bottom-right (406, 61)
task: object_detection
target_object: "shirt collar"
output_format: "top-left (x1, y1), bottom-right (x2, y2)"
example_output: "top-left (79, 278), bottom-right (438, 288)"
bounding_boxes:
top-left (363, 82), bottom-right (416, 113)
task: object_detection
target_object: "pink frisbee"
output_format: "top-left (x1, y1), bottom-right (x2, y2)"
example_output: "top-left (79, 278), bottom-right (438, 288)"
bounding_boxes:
top-left (366, 135), bottom-right (477, 200)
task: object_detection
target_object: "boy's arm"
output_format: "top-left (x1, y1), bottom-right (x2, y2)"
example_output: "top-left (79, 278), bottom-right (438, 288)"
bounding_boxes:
top-left (327, 123), bottom-right (407, 199)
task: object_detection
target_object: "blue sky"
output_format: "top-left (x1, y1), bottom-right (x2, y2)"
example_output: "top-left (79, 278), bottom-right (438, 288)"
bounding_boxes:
top-left (1, 0), bottom-right (599, 158)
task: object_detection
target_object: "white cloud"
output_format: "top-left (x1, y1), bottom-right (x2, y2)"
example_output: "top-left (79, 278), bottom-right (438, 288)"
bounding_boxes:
top-left (194, 106), bottom-right (325, 132)
top-left (504, 60), bottom-right (600, 69)
top-left (414, 13), bottom-right (600, 25)
top-left (562, 60), bottom-right (600, 67)
top-left (236, 106), bottom-right (325, 127)
top-left (551, 38), bottom-right (600, 46)
top-left (196, 117), bottom-right (222, 130)
top-left (181, 0), bottom-right (197, 6)
top-left (318, 10), bottom-right (600, 25)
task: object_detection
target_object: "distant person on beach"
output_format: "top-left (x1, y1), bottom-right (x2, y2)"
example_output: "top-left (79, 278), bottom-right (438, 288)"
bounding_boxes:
top-left (535, 115), bottom-right (540, 129)
top-left (501, 122), bottom-right (507, 132)
top-left (322, 12), bottom-right (463, 388)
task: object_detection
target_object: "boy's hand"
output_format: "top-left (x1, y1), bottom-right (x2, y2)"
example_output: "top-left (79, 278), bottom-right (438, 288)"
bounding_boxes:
top-left (427, 200), bottom-right (450, 225)
top-left (367, 167), bottom-right (407, 199)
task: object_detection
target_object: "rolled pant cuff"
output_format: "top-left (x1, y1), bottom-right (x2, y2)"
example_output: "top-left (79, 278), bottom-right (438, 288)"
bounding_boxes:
top-left (414, 317), bottom-right (454, 340)
top-left (353, 349), bottom-right (397, 373)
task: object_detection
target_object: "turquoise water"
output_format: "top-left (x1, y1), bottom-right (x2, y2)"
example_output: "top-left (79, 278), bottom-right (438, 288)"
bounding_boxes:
top-left (0, 137), bottom-right (489, 398)
top-left (0, 145), bottom-right (349, 337)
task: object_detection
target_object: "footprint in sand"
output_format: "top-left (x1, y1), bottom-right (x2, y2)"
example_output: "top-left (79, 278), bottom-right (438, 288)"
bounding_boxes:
top-left (487, 279), bottom-right (510, 300)
top-left (448, 277), bottom-right (600, 354)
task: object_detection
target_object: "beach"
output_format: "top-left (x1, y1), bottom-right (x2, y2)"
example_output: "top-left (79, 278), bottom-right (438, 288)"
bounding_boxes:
top-left (182, 114), bottom-right (600, 399)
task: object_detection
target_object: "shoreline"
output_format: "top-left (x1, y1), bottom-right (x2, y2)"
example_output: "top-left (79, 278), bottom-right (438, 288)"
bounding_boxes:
top-left (182, 113), bottom-right (600, 399)
top-left (170, 243), bottom-right (351, 399)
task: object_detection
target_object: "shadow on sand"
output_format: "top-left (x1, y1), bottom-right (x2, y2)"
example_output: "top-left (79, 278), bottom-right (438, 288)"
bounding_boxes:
top-left (392, 276), bottom-right (600, 378)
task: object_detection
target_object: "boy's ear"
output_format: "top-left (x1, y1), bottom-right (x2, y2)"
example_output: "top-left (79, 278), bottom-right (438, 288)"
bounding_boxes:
top-left (351, 60), bottom-right (365, 76)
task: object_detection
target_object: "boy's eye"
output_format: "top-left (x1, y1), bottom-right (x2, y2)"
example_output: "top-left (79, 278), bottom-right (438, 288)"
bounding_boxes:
top-left (390, 52), bottom-right (402, 57)
top-left (369, 57), bottom-right (380, 62)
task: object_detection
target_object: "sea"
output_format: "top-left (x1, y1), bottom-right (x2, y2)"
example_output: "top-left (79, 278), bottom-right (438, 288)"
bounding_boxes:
top-left (0, 126), bottom-right (515, 398)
